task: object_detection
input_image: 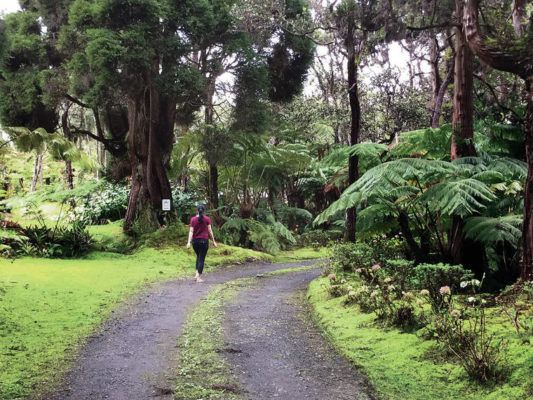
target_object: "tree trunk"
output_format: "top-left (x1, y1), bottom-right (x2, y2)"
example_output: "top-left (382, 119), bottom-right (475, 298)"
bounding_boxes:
top-left (398, 211), bottom-right (428, 263)
top-left (463, 0), bottom-right (533, 279)
top-left (209, 163), bottom-right (219, 210)
top-left (431, 60), bottom-right (454, 128)
top-left (345, 28), bottom-right (361, 243)
top-left (448, 0), bottom-right (479, 268)
top-left (204, 77), bottom-right (220, 216)
top-left (512, 0), bottom-right (526, 37)
top-left (65, 160), bottom-right (74, 190)
top-left (429, 37), bottom-right (442, 126)
top-left (123, 69), bottom-right (175, 232)
top-left (30, 153), bottom-right (43, 192)
top-left (61, 109), bottom-right (75, 190)
top-left (522, 80), bottom-right (533, 279)
top-left (451, 0), bottom-right (476, 161)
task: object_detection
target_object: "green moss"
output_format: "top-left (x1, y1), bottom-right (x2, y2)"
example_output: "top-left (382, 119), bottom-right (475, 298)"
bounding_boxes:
top-left (174, 279), bottom-right (251, 399)
top-left (0, 245), bottom-right (270, 399)
top-left (272, 247), bottom-right (328, 262)
top-left (264, 263), bottom-right (322, 276)
top-left (307, 278), bottom-right (533, 400)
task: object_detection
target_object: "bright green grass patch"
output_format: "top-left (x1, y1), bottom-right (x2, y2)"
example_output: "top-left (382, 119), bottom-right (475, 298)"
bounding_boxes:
top-left (308, 278), bottom-right (533, 400)
top-left (272, 247), bottom-right (328, 263)
top-left (264, 263), bottom-right (323, 277)
top-left (87, 220), bottom-right (131, 252)
top-left (0, 245), bottom-right (270, 400)
top-left (174, 279), bottom-right (251, 399)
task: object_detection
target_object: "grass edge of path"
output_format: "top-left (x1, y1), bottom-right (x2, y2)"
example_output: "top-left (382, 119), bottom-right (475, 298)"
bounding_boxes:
top-left (173, 278), bottom-right (254, 400)
top-left (173, 261), bottom-right (326, 400)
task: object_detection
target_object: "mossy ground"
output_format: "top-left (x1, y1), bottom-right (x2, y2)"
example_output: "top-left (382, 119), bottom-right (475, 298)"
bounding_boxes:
top-left (307, 277), bottom-right (533, 400)
top-left (271, 247), bottom-right (328, 262)
top-left (174, 279), bottom-right (253, 400)
top-left (0, 244), bottom-right (269, 399)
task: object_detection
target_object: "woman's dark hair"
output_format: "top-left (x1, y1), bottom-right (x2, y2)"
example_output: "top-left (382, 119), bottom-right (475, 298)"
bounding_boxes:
top-left (197, 204), bottom-right (206, 222)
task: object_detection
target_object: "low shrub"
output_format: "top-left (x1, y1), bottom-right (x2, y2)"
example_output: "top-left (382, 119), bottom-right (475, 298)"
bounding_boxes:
top-left (329, 242), bottom-right (374, 273)
top-left (497, 280), bottom-right (533, 341)
top-left (171, 188), bottom-right (197, 223)
top-left (139, 222), bottom-right (189, 248)
top-left (0, 223), bottom-right (28, 257)
top-left (220, 217), bottom-right (295, 255)
top-left (74, 183), bottom-right (129, 225)
top-left (297, 229), bottom-right (342, 249)
top-left (366, 235), bottom-right (407, 263)
top-left (384, 259), bottom-right (415, 292)
top-left (427, 287), bottom-right (509, 382)
top-left (21, 223), bottom-right (93, 258)
top-left (413, 263), bottom-right (473, 311)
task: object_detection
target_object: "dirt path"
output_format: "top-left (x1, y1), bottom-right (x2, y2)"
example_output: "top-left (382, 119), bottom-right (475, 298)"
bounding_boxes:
top-left (45, 260), bottom-right (318, 400)
top-left (223, 269), bottom-right (375, 400)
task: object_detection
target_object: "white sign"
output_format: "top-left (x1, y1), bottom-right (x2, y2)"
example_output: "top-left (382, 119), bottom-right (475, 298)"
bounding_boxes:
top-left (162, 199), bottom-right (171, 211)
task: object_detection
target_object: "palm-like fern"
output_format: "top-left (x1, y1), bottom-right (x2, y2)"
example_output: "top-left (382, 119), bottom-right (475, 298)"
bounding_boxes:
top-left (315, 151), bottom-right (525, 261)
top-left (463, 215), bottom-right (522, 246)
top-left (220, 216), bottom-right (296, 255)
top-left (4, 127), bottom-right (97, 171)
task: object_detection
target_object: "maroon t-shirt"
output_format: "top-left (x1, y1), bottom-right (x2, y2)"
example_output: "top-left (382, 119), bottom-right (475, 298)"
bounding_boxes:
top-left (190, 215), bottom-right (211, 240)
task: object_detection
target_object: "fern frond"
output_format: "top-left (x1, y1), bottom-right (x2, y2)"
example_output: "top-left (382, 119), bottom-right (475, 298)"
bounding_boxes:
top-left (420, 178), bottom-right (496, 217)
top-left (464, 215), bottom-right (522, 246)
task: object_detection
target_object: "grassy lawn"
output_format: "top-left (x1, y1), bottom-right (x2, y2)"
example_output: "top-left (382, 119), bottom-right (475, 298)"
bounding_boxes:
top-left (0, 244), bottom-right (270, 399)
top-left (308, 277), bottom-right (533, 400)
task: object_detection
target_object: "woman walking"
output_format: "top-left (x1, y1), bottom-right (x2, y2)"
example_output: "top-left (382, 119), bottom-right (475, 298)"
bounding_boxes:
top-left (187, 205), bottom-right (217, 282)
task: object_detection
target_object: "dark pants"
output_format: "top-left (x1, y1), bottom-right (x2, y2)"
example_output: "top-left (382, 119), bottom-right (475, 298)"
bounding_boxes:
top-left (192, 239), bottom-right (209, 274)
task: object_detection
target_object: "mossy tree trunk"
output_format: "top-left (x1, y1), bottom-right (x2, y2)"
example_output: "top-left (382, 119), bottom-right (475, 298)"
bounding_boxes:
top-left (124, 66), bottom-right (176, 232)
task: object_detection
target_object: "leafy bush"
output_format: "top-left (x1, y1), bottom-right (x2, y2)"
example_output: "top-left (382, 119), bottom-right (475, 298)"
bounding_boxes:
top-left (21, 223), bottom-right (93, 258)
top-left (413, 263), bottom-right (473, 311)
top-left (275, 206), bottom-right (313, 230)
top-left (0, 222), bottom-right (28, 257)
top-left (329, 242), bottom-right (374, 273)
top-left (384, 259), bottom-right (415, 292)
top-left (220, 217), bottom-right (295, 255)
top-left (297, 229), bottom-right (342, 248)
top-left (497, 280), bottom-right (533, 339)
top-left (171, 188), bottom-right (197, 223)
top-left (366, 236), bottom-right (407, 263)
top-left (74, 183), bottom-right (129, 225)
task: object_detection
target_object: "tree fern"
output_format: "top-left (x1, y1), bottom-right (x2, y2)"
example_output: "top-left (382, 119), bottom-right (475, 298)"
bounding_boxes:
top-left (420, 178), bottom-right (496, 217)
top-left (464, 215), bottom-right (522, 246)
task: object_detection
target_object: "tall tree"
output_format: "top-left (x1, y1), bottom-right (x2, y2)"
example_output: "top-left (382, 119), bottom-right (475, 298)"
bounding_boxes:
top-left (328, 0), bottom-right (393, 242)
top-left (62, 0), bottom-right (204, 230)
top-left (463, 0), bottom-right (533, 279)
top-left (189, 0), bottom-right (314, 215)
top-left (448, 0), bottom-right (478, 267)
top-left (337, 1), bottom-right (362, 242)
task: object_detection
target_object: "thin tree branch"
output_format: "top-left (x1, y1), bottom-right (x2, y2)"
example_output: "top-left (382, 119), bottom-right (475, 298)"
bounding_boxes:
top-left (474, 73), bottom-right (524, 123)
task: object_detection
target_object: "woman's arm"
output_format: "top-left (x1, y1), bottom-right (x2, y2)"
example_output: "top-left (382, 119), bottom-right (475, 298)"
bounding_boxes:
top-left (186, 226), bottom-right (194, 248)
top-left (208, 225), bottom-right (218, 247)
